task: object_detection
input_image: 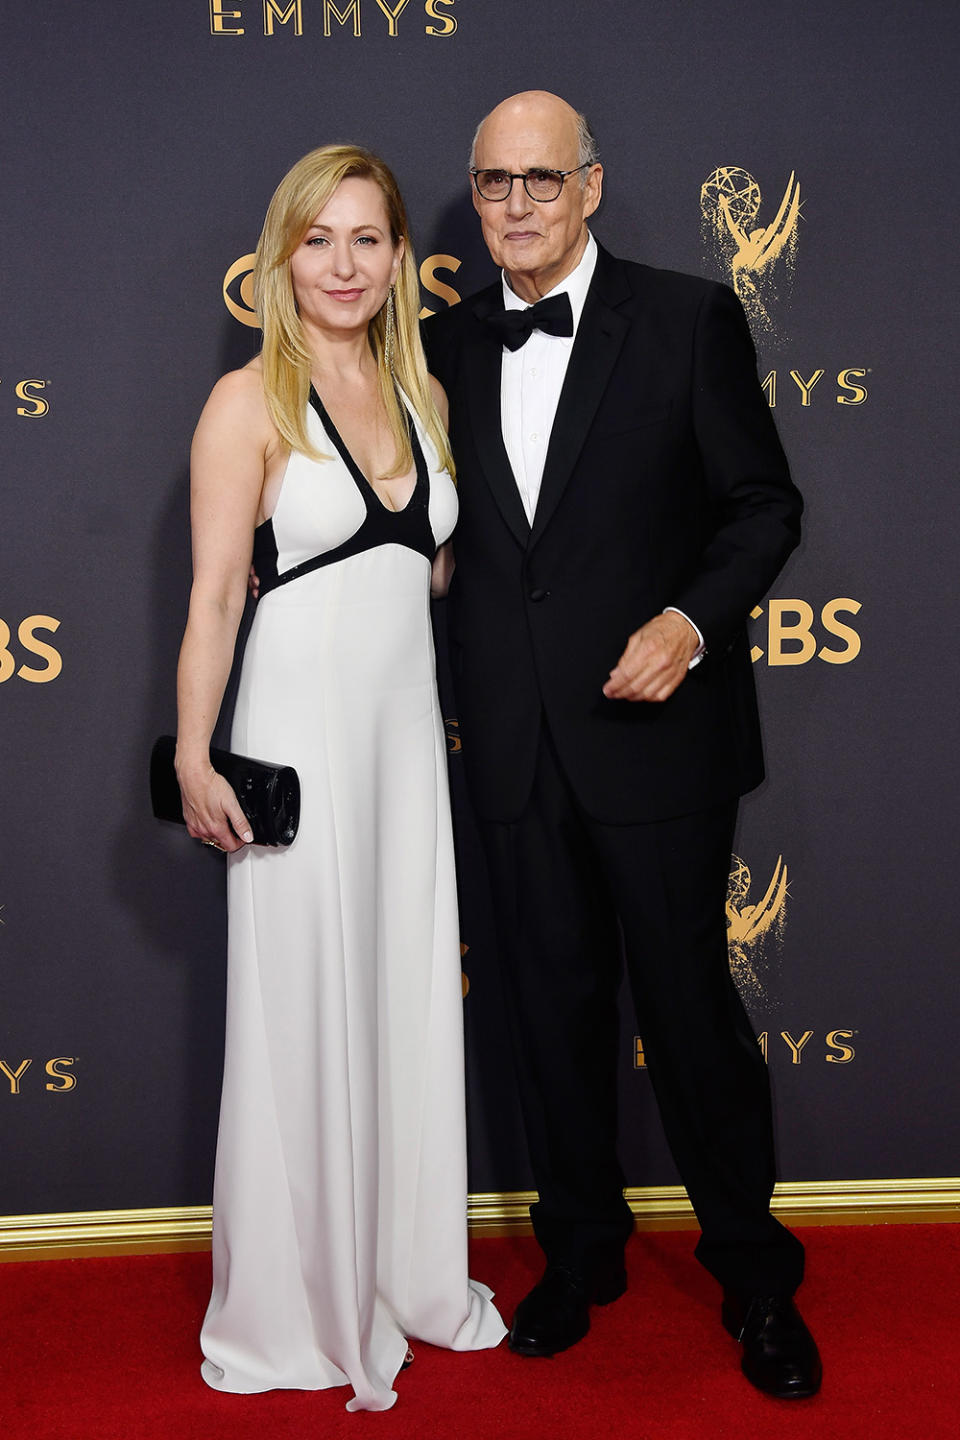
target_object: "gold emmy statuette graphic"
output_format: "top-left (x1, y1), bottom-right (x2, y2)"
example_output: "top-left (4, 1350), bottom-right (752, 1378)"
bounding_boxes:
top-left (726, 854), bottom-right (788, 1003)
top-left (700, 168), bottom-right (801, 338)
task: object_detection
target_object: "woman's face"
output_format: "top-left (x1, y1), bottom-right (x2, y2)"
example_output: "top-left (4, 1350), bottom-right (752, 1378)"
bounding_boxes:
top-left (289, 176), bottom-right (403, 340)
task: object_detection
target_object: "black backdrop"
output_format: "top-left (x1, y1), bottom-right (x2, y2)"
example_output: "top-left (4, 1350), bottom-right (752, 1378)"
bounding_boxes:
top-left (2, 0), bottom-right (958, 1219)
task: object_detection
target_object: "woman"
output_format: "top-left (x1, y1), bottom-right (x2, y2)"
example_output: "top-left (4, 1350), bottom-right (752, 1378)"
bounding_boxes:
top-left (175, 145), bottom-right (505, 1412)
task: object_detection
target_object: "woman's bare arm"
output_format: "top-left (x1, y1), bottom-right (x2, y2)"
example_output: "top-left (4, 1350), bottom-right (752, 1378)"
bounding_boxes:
top-left (175, 368), bottom-right (275, 850)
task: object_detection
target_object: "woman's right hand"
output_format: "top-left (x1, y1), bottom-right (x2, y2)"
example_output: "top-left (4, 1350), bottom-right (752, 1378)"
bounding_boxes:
top-left (177, 759), bottom-right (253, 852)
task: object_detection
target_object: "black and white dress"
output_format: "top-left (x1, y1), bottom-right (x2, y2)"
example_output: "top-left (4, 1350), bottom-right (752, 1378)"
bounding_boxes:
top-left (199, 390), bottom-right (505, 1411)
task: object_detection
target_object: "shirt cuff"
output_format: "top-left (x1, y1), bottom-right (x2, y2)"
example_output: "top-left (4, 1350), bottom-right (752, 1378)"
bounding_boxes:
top-left (663, 607), bottom-right (706, 669)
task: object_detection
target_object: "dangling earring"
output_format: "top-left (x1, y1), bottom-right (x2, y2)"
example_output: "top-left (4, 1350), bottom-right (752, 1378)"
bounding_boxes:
top-left (384, 285), bottom-right (396, 375)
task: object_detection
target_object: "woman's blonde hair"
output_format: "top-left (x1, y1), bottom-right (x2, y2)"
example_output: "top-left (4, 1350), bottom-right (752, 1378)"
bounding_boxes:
top-left (253, 144), bottom-right (453, 478)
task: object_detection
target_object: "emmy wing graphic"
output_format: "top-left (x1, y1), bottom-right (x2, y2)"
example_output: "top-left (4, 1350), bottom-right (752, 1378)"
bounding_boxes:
top-left (700, 168), bottom-right (801, 338)
top-left (726, 854), bottom-right (789, 1005)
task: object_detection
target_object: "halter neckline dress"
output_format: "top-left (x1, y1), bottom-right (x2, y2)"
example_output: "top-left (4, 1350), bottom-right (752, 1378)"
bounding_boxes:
top-left (199, 387), bottom-right (505, 1412)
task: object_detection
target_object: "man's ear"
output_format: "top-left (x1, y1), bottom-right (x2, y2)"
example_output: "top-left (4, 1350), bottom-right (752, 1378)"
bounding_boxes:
top-left (582, 164), bottom-right (604, 221)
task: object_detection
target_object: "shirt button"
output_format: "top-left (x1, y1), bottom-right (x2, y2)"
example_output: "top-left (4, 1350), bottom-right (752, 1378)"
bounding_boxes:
top-left (529, 432), bottom-right (539, 442)
top-left (529, 366), bottom-right (538, 377)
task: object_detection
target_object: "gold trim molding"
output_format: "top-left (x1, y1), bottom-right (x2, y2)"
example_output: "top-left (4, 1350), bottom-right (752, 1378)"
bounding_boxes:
top-left (2, 1180), bottom-right (957, 1262)
top-left (468, 1178), bottom-right (960, 1236)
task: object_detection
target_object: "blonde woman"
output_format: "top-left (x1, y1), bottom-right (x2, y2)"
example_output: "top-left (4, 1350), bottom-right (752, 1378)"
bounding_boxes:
top-left (175, 146), bottom-right (505, 1411)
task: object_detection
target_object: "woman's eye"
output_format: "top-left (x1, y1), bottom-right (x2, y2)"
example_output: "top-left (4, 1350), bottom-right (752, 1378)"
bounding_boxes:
top-left (355, 235), bottom-right (377, 245)
top-left (305, 235), bottom-right (328, 246)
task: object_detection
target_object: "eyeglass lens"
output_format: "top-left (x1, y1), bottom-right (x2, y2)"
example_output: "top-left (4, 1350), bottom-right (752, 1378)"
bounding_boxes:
top-left (475, 169), bottom-right (565, 201)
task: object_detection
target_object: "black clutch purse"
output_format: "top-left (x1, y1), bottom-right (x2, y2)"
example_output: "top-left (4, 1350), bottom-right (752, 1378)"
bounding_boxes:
top-left (149, 735), bottom-right (300, 847)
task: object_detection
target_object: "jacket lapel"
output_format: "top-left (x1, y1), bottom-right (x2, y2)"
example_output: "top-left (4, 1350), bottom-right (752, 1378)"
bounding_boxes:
top-left (528, 245), bottom-right (632, 548)
top-left (460, 287), bottom-right (531, 548)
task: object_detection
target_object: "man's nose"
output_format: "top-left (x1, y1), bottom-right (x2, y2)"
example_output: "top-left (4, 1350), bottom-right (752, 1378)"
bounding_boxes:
top-left (505, 177), bottom-right (533, 219)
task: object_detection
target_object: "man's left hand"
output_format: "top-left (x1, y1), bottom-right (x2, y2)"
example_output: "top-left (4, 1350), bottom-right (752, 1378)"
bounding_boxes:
top-left (602, 612), bottom-right (700, 702)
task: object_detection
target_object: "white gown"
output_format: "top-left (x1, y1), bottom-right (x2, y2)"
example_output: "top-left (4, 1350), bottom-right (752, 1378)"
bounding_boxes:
top-left (200, 390), bottom-right (506, 1411)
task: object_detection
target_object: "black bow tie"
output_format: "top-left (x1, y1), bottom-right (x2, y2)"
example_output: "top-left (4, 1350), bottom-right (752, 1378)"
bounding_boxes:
top-left (486, 291), bottom-right (574, 351)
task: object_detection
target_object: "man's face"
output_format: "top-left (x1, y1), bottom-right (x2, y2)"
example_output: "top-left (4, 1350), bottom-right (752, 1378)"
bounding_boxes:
top-left (471, 95), bottom-right (602, 301)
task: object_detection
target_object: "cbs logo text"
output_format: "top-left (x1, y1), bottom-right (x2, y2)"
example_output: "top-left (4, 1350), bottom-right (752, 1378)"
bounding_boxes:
top-left (751, 599), bottom-right (861, 666)
top-left (0, 617), bottom-right (63, 683)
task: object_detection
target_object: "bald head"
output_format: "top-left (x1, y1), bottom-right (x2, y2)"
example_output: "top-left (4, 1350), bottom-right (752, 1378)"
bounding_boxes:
top-left (469, 90), bottom-right (603, 302)
top-left (470, 91), bottom-right (598, 173)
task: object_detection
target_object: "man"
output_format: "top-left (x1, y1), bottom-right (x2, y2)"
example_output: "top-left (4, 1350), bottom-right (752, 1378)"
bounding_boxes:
top-left (424, 91), bottom-right (820, 1398)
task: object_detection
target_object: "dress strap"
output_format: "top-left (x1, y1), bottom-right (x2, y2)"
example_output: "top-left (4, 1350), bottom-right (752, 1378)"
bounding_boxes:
top-left (254, 393), bottom-right (436, 599)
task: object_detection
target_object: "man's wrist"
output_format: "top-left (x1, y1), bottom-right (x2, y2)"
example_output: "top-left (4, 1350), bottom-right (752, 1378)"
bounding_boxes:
top-left (663, 607), bottom-right (706, 668)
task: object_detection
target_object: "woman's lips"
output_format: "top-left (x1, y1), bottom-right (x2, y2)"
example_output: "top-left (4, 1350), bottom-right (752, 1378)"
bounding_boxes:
top-left (325, 288), bottom-right (365, 300)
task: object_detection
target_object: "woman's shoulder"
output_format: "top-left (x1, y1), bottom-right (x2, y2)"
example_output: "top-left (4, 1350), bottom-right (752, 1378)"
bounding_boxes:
top-left (194, 359), bottom-right (279, 458)
top-left (200, 361), bottom-right (271, 429)
top-left (207, 357), bottom-right (265, 406)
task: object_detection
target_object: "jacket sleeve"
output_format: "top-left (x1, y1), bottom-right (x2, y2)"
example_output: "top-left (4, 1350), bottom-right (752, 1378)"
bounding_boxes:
top-left (670, 283), bottom-right (803, 654)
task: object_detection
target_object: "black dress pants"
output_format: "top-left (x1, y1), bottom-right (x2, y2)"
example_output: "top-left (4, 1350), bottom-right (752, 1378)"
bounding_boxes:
top-left (479, 725), bottom-right (805, 1297)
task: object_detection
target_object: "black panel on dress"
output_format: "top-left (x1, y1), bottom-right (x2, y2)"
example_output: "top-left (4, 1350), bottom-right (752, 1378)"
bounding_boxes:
top-left (254, 388), bottom-right (437, 599)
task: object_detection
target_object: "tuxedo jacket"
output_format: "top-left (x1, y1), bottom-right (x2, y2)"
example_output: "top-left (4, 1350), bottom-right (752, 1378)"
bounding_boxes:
top-left (424, 242), bottom-right (803, 826)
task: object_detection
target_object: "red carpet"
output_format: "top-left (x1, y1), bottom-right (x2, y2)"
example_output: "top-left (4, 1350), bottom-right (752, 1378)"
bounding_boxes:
top-left (3, 1226), bottom-right (958, 1439)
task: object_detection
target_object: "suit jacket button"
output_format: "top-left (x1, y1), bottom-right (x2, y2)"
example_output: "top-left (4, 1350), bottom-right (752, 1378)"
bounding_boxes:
top-left (528, 587), bottom-right (549, 602)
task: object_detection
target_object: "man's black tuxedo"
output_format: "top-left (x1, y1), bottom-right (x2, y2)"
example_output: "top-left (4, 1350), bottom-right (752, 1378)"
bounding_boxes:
top-left (424, 241), bottom-right (806, 1296)
top-left (425, 243), bottom-right (802, 825)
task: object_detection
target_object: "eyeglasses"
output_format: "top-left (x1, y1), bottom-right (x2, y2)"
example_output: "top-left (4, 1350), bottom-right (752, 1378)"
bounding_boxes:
top-left (469, 164), bottom-right (590, 203)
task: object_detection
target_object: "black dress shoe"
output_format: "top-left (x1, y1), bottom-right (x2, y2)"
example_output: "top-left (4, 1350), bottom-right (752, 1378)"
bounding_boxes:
top-left (509, 1262), bottom-right (627, 1357)
top-left (722, 1291), bottom-right (822, 1398)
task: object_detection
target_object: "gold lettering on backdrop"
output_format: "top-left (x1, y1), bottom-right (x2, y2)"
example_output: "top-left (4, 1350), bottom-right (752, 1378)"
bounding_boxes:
top-left (818, 599), bottom-right (862, 664)
top-left (761, 370), bottom-right (776, 408)
top-left (15, 380), bottom-right (49, 416)
top-left (374, 0), bottom-right (410, 35)
top-left (419, 253), bottom-right (462, 317)
top-left (208, 0), bottom-right (458, 36)
top-left (45, 1058), bottom-right (78, 1092)
top-left (837, 367), bottom-right (869, 405)
top-left (16, 616), bottom-right (63, 683)
top-left (0, 617), bottom-right (63, 684)
top-left (766, 600), bottom-right (817, 667)
top-left (790, 369), bottom-right (825, 406)
top-left (425, 0), bottom-right (457, 34)
top-left (0, 1060), bottom-right (32, 1095)
top-left (826, 1030), bottom-right (856, 1063)
top-left (781, 1030), bottom-right (815, 1064)
top-left (323, 0), bottom-right (361, 35)
top-left (225, 252), bottom-right (462, 326)
top-left (0, 620), bottom-right (14, 683)
top-left (750, 600), bottom-right (862, 665)
top-left (638, 1031), bottom-right (857, 1068)
top-left (264, 0), bottom-right (303, 32)
top-left (210, 0), bottom-right (245, 33)
top-left (761, 368), bottom-right (870, 409)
